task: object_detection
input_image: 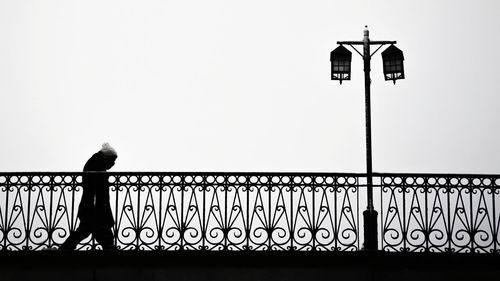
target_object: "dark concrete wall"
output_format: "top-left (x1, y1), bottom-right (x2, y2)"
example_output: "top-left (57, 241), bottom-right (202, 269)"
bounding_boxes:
top-left (1, 251), bottom-right (499, 281)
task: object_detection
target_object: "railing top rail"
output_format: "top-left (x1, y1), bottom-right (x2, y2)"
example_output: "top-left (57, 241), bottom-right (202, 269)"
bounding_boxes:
top-left (0, 171), bottom-right (369, 177)
top-left (373, 172), bottom-right (500, 178)
top-left (2, 171), bottom-right (500, 177)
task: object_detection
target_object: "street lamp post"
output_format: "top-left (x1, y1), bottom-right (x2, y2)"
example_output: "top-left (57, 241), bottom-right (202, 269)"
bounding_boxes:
top-left (330, 27), bottom-right (405, 250)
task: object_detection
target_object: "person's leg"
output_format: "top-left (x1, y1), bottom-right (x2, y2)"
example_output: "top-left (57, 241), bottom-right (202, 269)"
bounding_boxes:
top-left (60, 221), bottom-right (92, 250)
top-left (94, 227), bottom-right (116, 250)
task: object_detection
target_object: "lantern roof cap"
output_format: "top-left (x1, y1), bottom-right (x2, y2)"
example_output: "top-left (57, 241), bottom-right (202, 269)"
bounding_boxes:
top-left (330, 45), bottom-right (352, 61)
top-left (382, 44), bottom-right (404, 59)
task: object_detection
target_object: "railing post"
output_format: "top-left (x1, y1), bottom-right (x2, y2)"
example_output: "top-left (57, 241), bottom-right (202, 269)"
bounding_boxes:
top-left (362, 28), bottom-right (378, 251)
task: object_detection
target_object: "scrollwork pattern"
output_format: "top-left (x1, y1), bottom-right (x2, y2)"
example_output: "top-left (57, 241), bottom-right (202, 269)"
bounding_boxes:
top-left (2, 172), bottom-right (499, 253)
top-left (0, 174), bottom-right (81, 250)
top-left (2, 172), bottom-right (498, 253)
top-left (379, 174), bottom-right (500, 253)
top-left (0, 172), bottom-right (361, 251)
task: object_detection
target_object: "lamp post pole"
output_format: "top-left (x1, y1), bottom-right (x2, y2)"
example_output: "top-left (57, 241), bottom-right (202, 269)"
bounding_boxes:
top-left (362, 28), bottom-right (377, 251)
top-left (336, 28), bottom-right (399, 250)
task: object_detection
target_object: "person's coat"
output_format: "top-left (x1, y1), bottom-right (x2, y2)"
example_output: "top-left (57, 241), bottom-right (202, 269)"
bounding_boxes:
top-left (77, 151), bottom-right (114, 228)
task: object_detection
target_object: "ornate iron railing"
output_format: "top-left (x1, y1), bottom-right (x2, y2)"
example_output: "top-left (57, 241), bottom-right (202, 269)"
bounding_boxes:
top-left (0, 172), bottom-right (361, 251)
top-left (377, 173), bottom-right (500, 253)
top-left (0, 172), bottom-right (498, 253)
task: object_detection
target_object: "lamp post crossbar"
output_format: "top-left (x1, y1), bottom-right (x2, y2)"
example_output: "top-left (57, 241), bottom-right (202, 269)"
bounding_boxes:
top-left (338, 41), bottom-right (397, 58)
top-left (337, 41), bottom-right (396, 45)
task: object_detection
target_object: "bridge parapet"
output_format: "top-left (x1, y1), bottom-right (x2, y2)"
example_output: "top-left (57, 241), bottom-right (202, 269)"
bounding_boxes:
top-left (0, 172), bottom-right (498, 253)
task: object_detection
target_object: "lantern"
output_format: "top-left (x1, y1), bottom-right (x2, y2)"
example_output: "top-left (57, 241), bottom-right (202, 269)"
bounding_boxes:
top-left (330, 45), bottom-right (352, 84)
top-left (381, 45), bottom-right (405, 84)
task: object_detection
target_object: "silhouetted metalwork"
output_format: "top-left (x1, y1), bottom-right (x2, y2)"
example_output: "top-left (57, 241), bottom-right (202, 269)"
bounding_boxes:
top-left (381, 45), bottom-right (405, 84)
top-left (334, 28), bottom-right (403, 250)
top-left (1, 172), bottom-right (498, 253)
top-left (0, 172), bottom-right (360, 251)
top-left (330, 45), bottom-right (352, 84)
top-left (378, 173), bottom-right (500, 253)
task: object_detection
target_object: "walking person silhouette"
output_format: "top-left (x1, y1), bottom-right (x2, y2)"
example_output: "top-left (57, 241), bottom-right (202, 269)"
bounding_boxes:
top-left (60, 143), bottom-right (118, 250)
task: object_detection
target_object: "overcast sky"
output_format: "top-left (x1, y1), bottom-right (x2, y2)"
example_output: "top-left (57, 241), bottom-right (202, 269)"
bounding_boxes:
top-left (1, 0), bottom-right (499, 174)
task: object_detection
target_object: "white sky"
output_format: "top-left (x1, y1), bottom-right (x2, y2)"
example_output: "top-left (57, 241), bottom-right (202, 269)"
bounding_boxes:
top-left (1, 0), bottom-right (499, 174)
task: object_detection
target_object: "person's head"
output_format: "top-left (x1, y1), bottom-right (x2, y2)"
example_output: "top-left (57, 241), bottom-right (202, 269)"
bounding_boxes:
top-left (100, 143), bottom-right (118, 170)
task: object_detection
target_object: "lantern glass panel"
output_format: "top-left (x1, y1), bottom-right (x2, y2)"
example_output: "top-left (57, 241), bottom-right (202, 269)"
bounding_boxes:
top-left (333, 60), bottom-right (350, 73)
top-left (384, 57), bottom-right (402, 73)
